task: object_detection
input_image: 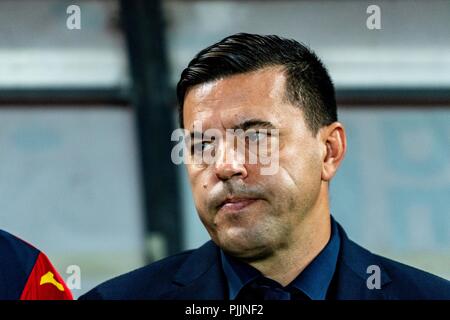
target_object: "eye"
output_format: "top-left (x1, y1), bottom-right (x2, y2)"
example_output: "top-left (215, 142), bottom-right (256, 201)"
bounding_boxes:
top-left (191, 140), bottom-right (214, 154)
top-left (246, 130), bottom-right (268, 142)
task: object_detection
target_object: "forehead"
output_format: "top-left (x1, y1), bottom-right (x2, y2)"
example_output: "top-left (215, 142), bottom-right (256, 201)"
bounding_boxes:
top-left (183, 67), bottom-right (289, 130)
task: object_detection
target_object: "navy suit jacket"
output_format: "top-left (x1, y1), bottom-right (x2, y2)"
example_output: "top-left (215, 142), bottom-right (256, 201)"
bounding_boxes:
top-left (80, 223), bottom-right (450, 300)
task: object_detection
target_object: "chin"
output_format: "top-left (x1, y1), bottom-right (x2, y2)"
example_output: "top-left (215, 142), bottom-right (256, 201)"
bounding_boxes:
top-left (215, 227), bottom-right (273, 260)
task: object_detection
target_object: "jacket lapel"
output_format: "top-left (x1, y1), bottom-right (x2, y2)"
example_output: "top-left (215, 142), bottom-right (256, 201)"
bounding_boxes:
top-left (333, 223), bottom-right (392, 299)
top-left (163, 241), bottom-right (228, 299)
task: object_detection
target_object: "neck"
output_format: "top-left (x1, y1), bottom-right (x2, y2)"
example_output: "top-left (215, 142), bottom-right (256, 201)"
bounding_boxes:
top-left (248, 187), bottom-right (332, 286)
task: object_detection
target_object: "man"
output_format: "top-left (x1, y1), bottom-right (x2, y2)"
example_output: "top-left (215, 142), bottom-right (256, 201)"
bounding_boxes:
top-left (80, 33), bottom-right (450, 300)
top-left (0, 229), bottom-right (73, 300)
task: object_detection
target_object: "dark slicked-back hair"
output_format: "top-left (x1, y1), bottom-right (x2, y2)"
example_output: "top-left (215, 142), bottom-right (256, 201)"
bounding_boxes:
top-left (177, 33), bottom-right (337, 135)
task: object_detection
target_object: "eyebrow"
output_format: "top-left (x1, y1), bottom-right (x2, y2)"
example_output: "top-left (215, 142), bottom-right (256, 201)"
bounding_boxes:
top-left (231, 119), bottom-right (276, 131)
top-left (189, 118), bottom-right (276, 140)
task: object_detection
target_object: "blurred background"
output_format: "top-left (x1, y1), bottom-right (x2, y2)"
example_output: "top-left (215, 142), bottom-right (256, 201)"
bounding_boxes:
top-left (0, 0), bottom-right (448, 298)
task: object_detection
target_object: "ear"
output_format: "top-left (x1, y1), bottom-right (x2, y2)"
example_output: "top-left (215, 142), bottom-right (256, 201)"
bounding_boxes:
top-left (320, 122), bottom-right (347, 182)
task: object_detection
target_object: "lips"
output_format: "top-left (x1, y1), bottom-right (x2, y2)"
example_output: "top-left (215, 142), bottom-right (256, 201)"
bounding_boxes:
top-left (217, 197), bottom-right (258, 213)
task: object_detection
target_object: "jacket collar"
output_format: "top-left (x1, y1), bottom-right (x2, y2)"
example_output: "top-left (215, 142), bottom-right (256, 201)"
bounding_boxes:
top-left (166, 221), bottom-right (393, 300)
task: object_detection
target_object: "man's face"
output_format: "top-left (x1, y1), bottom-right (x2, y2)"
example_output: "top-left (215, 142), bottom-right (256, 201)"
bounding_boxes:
top-left (183, 67), bottom-right (325, 259)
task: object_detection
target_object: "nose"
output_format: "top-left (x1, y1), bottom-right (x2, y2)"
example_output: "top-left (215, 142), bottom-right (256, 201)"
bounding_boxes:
top-left (214, 141), bottom-right (248, 181)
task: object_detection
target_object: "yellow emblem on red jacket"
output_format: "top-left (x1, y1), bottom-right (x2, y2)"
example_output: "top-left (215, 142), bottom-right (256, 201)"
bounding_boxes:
top-left (40, 271), bottom-right (65, 291)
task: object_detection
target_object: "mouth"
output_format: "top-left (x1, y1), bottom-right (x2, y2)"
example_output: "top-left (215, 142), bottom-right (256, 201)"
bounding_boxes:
top-left (217, 197), bottom-right (259, 214)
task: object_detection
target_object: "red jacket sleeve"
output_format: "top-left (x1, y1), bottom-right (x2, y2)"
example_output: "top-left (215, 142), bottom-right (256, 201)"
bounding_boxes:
top-left (20, 252), bottom-right (73, 300)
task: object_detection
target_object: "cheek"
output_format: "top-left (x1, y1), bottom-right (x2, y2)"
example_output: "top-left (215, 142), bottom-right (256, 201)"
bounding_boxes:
top-left (275, 146), bottom-right (323, 196)
top-left (186, 167), bottom-right (202, 200)
top-left (188, 168), bottom-right (213, 218)
top-left (192, 183), bottom-right (207, 209)
top-left (282, 136), bottom-right (322, 175)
